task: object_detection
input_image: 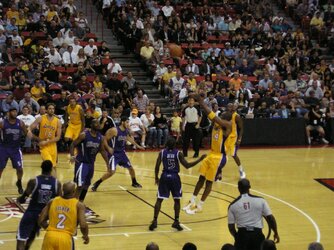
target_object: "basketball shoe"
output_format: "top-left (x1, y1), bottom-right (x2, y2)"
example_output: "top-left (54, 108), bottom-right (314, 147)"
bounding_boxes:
top-left (182, 201), bottom-right (195, 211)
top-left (185, 204), bottom-right (202, 215)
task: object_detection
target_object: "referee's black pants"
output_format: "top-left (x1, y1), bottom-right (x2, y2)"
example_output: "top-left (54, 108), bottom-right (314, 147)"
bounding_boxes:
top-left (234, 228), bottom-right (265, 250)
top-left (182, 123), bottom-right (200, 157)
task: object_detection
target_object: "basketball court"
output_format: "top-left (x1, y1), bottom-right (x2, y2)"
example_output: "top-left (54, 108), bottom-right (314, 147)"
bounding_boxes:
top-left (0, 147), bottom-right (333, 249)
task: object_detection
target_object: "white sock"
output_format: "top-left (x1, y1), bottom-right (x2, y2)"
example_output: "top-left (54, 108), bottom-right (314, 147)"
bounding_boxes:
top-left (190, 195), bottom-right (197, 204)
top-left (238, 165), bottom-right (244, 172)
top-left (198, 200), bottom-right (204, 209)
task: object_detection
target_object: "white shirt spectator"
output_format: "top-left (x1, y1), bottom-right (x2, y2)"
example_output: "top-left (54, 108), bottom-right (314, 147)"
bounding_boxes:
top-left (72, 44), bottom-right (82, 55)
top-left (52, 37), bottom-right (64, 47)
top-left (18, 114), bottom-right (36, 126)
top-left (153, 65), bottom-right (167, 82)
top-left (62, 51), bottom-right (78, 65)
top-left (129, 116), bottom-right (143, 132)
top-left (9, 34), bottom-right (23, 47)
top-left (136, 19), bottom-right (144, 30)
top-left (170, 76), bottom-right (185, 92)
top-left (84, 44), bottom-right (97, 56)
top-left (162, 5), bottom-right (174, 17)
top-left (103, 0), bottom-right (112, 9)
top-left (64, 34), bottom-right (75, 46)
top-left (308, 79), bottom-right (321, 87)
top-left (107, 62), bottom-right (122, 74)
top-left (47, 51), bottom-right (63, 65)
top-left (140, 113), bottom-right (154, 129)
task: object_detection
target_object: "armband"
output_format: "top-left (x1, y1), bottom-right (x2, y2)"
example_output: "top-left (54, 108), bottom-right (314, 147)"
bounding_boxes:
top-left (207, 111), bottom-right (216, 121)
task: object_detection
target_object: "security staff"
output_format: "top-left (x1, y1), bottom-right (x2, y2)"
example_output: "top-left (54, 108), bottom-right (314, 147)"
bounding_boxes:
top-left (228, 179), bottom-right (279, 250)
top-left (182, 96), bottom-right (202, 158)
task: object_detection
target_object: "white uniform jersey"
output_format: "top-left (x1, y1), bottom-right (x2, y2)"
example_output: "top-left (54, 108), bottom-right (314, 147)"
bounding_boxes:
top-left (228, 193), bottom-right (272, 229)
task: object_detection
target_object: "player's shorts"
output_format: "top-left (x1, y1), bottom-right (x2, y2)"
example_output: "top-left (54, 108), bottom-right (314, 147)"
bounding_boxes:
top-left (74, 162), bottom-right (94, 187)
top-left (157, 173), bottom-right (182, 199)
top-left (108, 151), bottom-right (131, 171)
top-left (0, 146), bottom-right (23, 169)
top-left (40, 143), bottom-right (57, 167)
top-left (225, 135), bottom-right (238, 157)
top-left (42, 231), bottom-right (74, 250)
top-left (199, 153), bottom-right (227, 182)
top-left (65, 123), bottom-right (82, 141)
top-left (17, 210), bottom-right (40, 241)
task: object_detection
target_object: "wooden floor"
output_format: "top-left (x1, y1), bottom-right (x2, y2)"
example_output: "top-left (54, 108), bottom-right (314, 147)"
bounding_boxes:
top-left (0, 147), bottom-right (333, 250)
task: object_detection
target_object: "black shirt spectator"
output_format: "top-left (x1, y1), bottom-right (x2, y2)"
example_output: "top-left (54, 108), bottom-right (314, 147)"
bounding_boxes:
top-left (55, 92), bottom-right (69, 115)
top-left (43, 64), bottom-right (60, 83)
top-left (105, 73), bottom-right (122, 92)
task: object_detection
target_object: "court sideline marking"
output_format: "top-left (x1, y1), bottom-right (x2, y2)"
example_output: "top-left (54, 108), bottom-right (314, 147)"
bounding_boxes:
top-left (0, 160), bottom-right (321, 243)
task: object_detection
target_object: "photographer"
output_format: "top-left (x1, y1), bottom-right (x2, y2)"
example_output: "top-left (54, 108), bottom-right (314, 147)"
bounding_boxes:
top-left (304, 105), bottom-right (329, 145)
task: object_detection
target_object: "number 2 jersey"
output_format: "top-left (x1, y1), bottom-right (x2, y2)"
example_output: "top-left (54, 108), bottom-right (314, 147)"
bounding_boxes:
top-left (46, 196), bottom-right (78, 236)
top-left (27, 175), bottom-right (58, 212)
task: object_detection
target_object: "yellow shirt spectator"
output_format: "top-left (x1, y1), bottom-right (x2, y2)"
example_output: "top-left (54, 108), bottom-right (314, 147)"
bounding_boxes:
top-left (7, 9), bottom-right (19, 20)
top-left (187, 77), bottom-right (197, 91)
top-left (162, 68), bottom-right (176, 85)
top-left (229, 75), bottom-right (242, 91)
top-left (31, 84), bottom-right (46, 101)
top-left (140, 44), bottom-right (154, 60)
top-left (93, 76), bottom-right (103, 93)
top-left (310, 14), bottom-right (324, 28)
top-left (47, 11), bottom-right (58, 22)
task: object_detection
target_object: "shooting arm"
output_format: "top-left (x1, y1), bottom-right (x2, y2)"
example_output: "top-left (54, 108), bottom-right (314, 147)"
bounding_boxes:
top-left (236, 114), bottom-right (243, 142)
top-left (179, 152), bottom-right (206, 169)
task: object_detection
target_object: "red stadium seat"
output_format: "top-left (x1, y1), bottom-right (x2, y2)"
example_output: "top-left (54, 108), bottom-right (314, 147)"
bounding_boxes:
top-left (85, 33), bottom-right (97, 40)
top-left (49, 83), bottom-right (63, 90)
top-left (102, 58), bottom-right (111, 65)
top-left (66, 67), bottom-right (77, 74)
top-left (0, 94), bottom-right (8, 100)
top-left (162, 59), bottom-right (173, 65)
top-left (52, 94), bottom-right (61, 101)
top-left (82, 93), bottom-right (95, 100)
top-left (55, 67), bottom-right (66, 73)
top-left (86, 75), bottom-right (95, 82)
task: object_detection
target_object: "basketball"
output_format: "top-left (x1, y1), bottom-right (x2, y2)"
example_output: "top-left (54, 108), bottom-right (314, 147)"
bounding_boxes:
top-left (168, 43), bottom-right (183, 58)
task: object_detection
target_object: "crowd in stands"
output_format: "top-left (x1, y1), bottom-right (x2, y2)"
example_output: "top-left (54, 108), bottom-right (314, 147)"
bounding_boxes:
top-left (0, 0), bottom-right (334, 148)
top-left (100, 0), bottom-right (334, 144)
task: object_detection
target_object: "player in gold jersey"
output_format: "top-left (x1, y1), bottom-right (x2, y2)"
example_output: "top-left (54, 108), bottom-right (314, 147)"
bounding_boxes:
top-left (183, 94), bottom-right (232, 214)
top-left (225, 103), bottom-right (246, 178)
top-left (28, 103), bottom-right (62, 170)
top-left (38, 181), bottom-right (89, 250)
top-left (64, 96), bottom-right (85, 142)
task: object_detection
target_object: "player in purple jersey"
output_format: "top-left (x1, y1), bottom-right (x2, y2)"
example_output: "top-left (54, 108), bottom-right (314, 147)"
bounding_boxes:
top-left (91, 116), bottom-right (144, 191)
top-left (70, 119), bottom-right (109, 202)
top-left (16, 160), bottom-right (61, 250)
top-left (0, 107), bottom-right (27, 194)
top-left (149, 137), bottom-right (206, 231)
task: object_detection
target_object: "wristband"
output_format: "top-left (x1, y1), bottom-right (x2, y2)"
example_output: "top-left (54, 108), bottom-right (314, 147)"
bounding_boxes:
top-left (208, 111), bottom-right (216, 121)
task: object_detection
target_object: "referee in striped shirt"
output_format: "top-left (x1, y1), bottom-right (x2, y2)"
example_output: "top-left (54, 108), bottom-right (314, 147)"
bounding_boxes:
top-left (228, 179), bottom-right (279, 250)
top-left (182, 96), bottom-right (202, 158)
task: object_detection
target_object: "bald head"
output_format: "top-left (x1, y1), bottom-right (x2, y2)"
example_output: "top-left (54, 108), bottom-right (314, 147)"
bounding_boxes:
top-left (308, 242), bottom-right (324, 250)
top-left (146, 242), bottom-right (159, 250)
top-left (63, 181), bottom-right (76, 196)
top-left (238, 178), bottom-right (251, 194)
